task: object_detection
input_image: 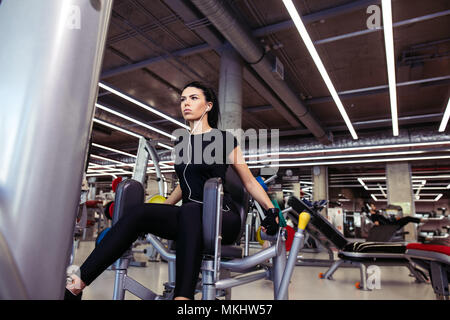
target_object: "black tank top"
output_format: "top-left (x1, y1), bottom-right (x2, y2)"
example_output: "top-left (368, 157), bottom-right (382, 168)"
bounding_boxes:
top-left (173, 129), bottom-right (239, 206)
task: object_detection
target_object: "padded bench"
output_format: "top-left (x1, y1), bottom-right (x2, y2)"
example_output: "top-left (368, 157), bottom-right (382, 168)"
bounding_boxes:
top-left (287, 196), bottom-right (427, 290)
top-left (111, 167), bottom-right (298, 300)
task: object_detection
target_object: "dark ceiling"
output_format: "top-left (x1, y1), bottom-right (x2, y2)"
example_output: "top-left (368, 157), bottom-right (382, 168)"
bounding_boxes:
top-left (88, 0), bottom-right (450, 201)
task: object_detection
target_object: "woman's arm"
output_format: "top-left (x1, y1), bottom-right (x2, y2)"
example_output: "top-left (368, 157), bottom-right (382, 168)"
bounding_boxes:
top-left (164, 184), bottom-right (182, 205)
top-left (228, 145), bottom-right (274, 211)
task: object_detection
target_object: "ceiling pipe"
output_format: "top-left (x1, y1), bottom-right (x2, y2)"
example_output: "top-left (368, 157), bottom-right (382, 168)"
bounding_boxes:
top-left (102, 7), bottom-right (450, 79)
top-left (279, 113), bottom-right (444, 137)
top-left (162, 0), bottom-right (302, 128)
top-left (158, 127), bottom-right (450, 161)
top-left (188, 0), bottom-right (331, 144)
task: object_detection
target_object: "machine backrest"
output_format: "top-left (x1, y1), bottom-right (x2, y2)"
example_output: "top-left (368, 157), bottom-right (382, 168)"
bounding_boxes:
top-left (112, 179), bottom-right (145, 226)
top-left (113, 171), bottom-right (249, 247)
top-left (366, 224), bottom-right (402, 242)
top-left (224, 166), bottom-right (250, 243)
top-left (287, 196), bottom-right (348, 250)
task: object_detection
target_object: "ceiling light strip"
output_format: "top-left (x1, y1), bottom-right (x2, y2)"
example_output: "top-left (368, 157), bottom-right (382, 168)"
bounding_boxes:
top-left (438, 98), bottom-right (450, 132)
top-left (88, 162), bottom-right (116, 169)
top-left (96, 103), bottom-right (176, 140)
top-left (93, 118), bottom-right (142, 139)
top-left (244, 140), bottom-right (450, 159)
top-left (92, 143), bottom-right (137, 158)
top-left (248, 154), bottom-right (450, 168)
top-left (86, 171), bottom-right (133, 177)
top-left (157, 142), bottom-right (174, 150)
top-left (90, 154), bottom-right (128, 165)
top-left (381, 0), bottom-right (399, 136)
top-left (99, 82), bottom-right (189, 130)
top-left (282, 0), bottom-right (358, 139)
top-left (246, 149), bottom-right (427, 164)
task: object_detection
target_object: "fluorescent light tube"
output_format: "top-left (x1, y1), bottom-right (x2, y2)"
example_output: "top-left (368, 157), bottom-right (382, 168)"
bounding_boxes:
top-left (244, 140), bottom-right (450, 159)
top-left (86, 171), bottom-right (133, 177)
top-left (93, 119), bottom-right (142, 139)
top-left (438, 98), bottom-right (450, 132)
top-left (96, 103), bottom-right (176, 140)
top-left (246, 150), bottom-right (426, 164)
top-left (90, 154), bottom-right (128, 165)
top-left (157, 142), bottom-right (174, 150)
top-left (381, 0), bottom-right (399, 136)
top-left (412, 175), bottom-right (450, 179)
top-left (92, 143), bottom-right (137, 158)
top-left (358, 178), bottom-right (368, 190)
top-left (378, 183), bottom-right (387, 198)
top-left (282, 0), bottom-right (358, 139)
top-left (99, 82), bottom-right (189, 130)
top-left (248, 154), bottom-right (450, 168)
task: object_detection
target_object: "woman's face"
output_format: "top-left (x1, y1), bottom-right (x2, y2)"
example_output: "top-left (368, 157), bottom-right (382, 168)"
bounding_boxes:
top-left (180, 86), bottom-right (211, 122)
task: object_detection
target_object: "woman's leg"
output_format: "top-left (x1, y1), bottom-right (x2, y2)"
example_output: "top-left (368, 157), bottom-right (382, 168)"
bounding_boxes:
top-left (76, 203), bottom-right (180, 289)
top-left (221, 210), bottom-right (242, 245)
top-left (394, 216), bottom-right (422, 228)
top-left (71, 200), bottom-right (241, 299)
top-left (174, 202), bottom-right (203, 299)
top-left (173, 203), bottom-right (242, 299)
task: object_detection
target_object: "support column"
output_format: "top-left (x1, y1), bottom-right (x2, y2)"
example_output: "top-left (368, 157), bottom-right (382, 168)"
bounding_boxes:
top-left (218, 43), bottom-right (243, 136)
top-left (313, 166), bottom-right (329, 217)
top-left (88, 177), bottom-right (97, 200)
top-left (292, 183), bottom-right (301, 200)
top-left (0, 0), bottom-right (113, 299)
top-left (386, 162), bottom-right (416, 241)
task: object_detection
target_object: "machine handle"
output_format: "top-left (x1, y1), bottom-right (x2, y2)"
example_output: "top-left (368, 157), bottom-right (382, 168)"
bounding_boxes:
top-left (298, 212), bottom-right (311, 231)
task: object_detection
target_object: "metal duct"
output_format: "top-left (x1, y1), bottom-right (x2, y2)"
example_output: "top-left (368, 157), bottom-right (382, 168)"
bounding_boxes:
top-left (189, 0), bottom-right (330, 144)
top-left (163, 0), bottom-right (302, 127)
top-left (244, 128), bottom-right (450, 154)
top-left (158, 128), bottom-right (450, 161)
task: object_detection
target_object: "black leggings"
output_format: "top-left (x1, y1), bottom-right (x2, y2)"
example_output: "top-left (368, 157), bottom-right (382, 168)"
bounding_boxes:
top-left (393, 216), bottom-right (421, 228)
top-left (79, 201), bottom-right (241, 299)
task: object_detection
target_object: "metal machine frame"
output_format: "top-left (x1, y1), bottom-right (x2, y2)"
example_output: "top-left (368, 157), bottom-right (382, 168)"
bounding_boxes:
top-left (108, 137), bottom-right (311, 300)
top-left (110, 178), bottom-right (311, 300)
top-left (286, 197), bottom-right (428, 290)
top-left (405, 247), bottom-right (450, 300)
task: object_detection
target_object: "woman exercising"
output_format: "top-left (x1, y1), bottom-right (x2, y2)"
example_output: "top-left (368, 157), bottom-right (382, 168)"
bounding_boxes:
top-left (369, 203), bottom-right (423, 227)
top-left (65, 81), bottom-right (279, 300)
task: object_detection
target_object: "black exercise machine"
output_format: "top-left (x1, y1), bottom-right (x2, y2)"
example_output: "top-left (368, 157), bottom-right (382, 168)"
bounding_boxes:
top-left (108, 166), bottom-right (310, 300)
top-left (287, 197), bottom-right (428, 290)
top-left (405, 243), bottom-right (450, 300)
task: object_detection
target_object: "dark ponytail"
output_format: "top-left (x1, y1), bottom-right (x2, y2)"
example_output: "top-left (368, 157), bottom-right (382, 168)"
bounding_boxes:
top-left (182, 81), bottom-right (220, 128)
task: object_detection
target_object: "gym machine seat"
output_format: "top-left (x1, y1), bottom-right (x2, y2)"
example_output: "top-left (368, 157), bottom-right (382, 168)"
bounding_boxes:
top-left (287, 196), bottom-right (428, 290)
top-left (109, 166), bottom-right (310, 300)
top-left (405, 243), bottom-right (450, 300)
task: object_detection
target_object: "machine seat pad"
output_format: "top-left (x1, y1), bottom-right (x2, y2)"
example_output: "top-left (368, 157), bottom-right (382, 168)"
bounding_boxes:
top-left (170, 241), bottom-right (243, 258)
top-left (343, 241), bottom-right (406, 254)
top-left (85, 200), bottom-right (102, 208)
top-left (221, 245), bottom-right (243, 259)
top-left (406, 243), bottom-right (450, 256)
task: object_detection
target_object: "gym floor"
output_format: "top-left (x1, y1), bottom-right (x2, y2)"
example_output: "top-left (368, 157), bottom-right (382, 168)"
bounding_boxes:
top-left (73, 241), bottom-right (436, 300)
